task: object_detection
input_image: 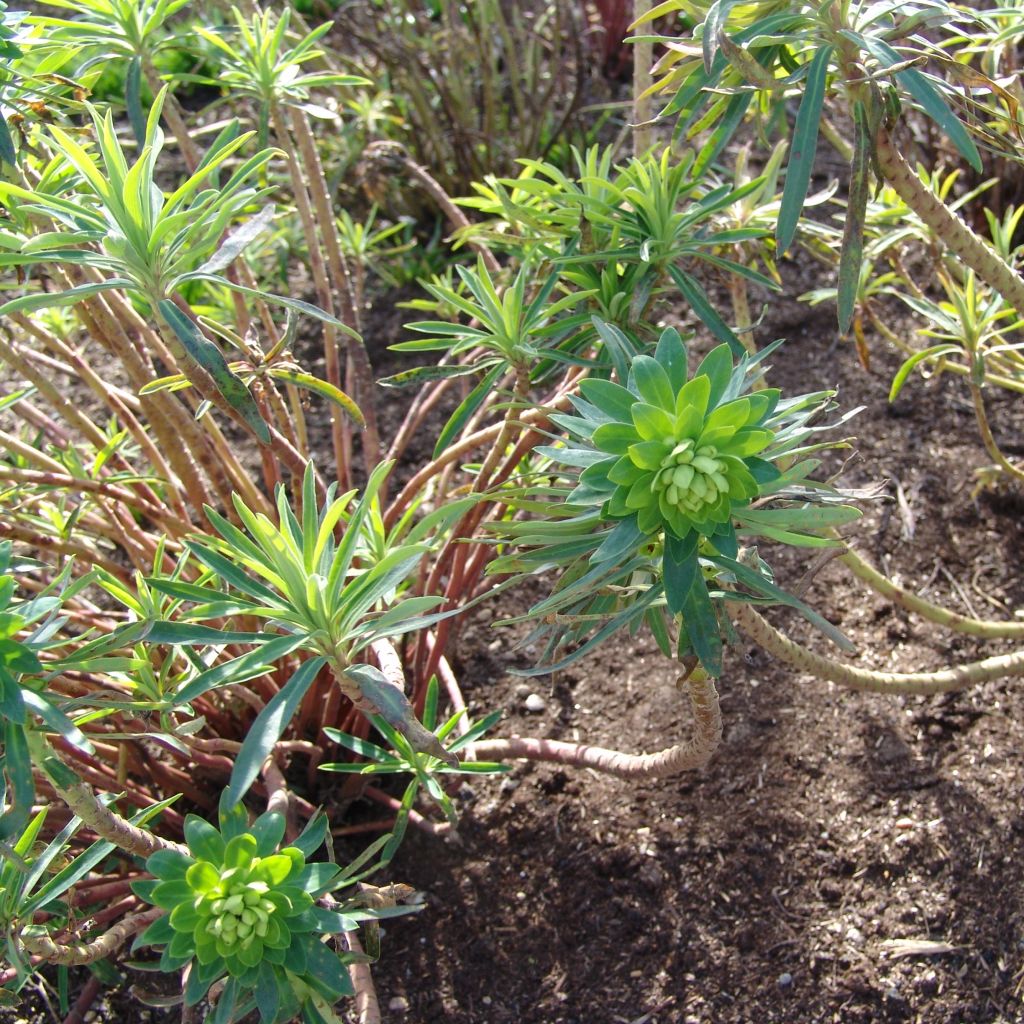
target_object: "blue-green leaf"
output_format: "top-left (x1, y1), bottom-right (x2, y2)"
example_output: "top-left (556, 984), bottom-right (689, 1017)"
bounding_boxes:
top-left (224, 657), bottom-right (325, 806)
top-left (158, 300), bottom-right (271, 445)
top-left (778, 46), bottom-right (833, 254)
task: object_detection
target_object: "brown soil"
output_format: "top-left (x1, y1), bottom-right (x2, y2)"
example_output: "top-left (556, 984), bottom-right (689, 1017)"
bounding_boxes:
top-left (359, 293), bottom-right (1024, 1024)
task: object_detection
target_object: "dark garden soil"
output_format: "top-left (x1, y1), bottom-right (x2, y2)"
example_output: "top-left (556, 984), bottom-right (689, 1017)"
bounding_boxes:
top-left (5, 173), bottom-right (1024, 1024)
top-left (353, 293), bottom-right (1024, 1024)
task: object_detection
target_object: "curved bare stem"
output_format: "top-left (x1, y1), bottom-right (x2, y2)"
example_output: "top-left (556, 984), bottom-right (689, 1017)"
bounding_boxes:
top-left (968, 380), bottom-right (1024, 482)
top-left (472, 667), bottom-right (722, 778)
top-left (48, 757), bottom-right (186, 858)
top-left (840, 546), bottom-right (1024, 638)
top-left (730, 601), bottom-right (1024, 694)
top-left (19, 907), bottom-right (163, 967)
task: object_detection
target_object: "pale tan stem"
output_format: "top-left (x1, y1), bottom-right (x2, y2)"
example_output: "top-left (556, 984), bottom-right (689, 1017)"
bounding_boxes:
top-left (262, 758), bottom-right (290, 820)
top-left (472, 670), bottom-right (722, 778)
top-left (875, 126), bottom-right (1024, 317)
top-left (840, 547), bottom-right (1024, 638)
top-left (820, 114), bottom-right (854, 163)
top-left (270, 105), bottom-right (351, 487)
top-left (289, 107), bottom-right (381, 471)
top-left (730, 601), bottom-right (1024, 694)
top-left (19, 908), bottom-right (164, 967)
top-left (10, 314), bottom-right (187, 519)
top-left (0, 521), bottom-right (130, 580)
top-left (345, 931), bottom-right (381, 1024)
top-left (632, 0), bottom-right (654, 156)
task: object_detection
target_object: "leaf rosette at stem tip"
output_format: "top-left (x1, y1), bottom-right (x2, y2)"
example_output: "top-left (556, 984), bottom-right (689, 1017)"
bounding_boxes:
top-left (491, 321), bottom-right (863, 676)
top-left (130, 801), bottom-right (373, 1022)
top-left (566, 328), bottom-right (779, 552)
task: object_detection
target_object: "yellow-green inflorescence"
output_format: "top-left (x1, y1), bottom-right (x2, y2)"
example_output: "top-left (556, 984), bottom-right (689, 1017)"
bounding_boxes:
top-left (654, 439), bottom-right (733, 518)
top-left (208, 874), bottom-right (277, 946)
top-left (138, 816), bottom-right (315, 978)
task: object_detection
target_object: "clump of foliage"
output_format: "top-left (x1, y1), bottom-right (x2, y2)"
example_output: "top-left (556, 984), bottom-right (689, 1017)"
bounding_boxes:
top-left (0, 0), bottom-right (1022, 1019)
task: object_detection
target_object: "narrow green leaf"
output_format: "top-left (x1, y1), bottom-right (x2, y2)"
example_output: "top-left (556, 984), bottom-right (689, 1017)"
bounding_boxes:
top-left (176, 273), bottom-right (360, 340)
top-left (669, 267), bottom-right (746, 357)
top-left (679, 577), bottom-right (722, 676)
top-left (126, 57), bottom-right (146, 146)
top-left (21, 691), bottom-right (95, 754)
top-left (378, 362), bottom-right (487, 388)
top-left (702, 0), bottom-right (735, 73)
top-left (0, 114), bottom-right (16, 167)
top-left (888, 344), bottom-right (961, 401)
top-left (778, 46), bottom-right (833, 254)
top-left (860, 37), bottom-right (982, 173)
top-left (0, 279), bottom-right (135, 318)
top-left (158, 300), bottom-right (271, 445)
top-left (196, 206), bottom-right (277, 275)
top-left (267, 368), bottom-right (364, 427)
top-left (145, 621), bottom-right (279, 645)
top-left (0, 721), bottom-right (32, 840)
top-left (663, 532), bottom-right (700, 615)
top-left (225, 657), bottom-right (325, 805)
top-left (174, 632), bottom-right (307, 706)
top-left (433, 363), bottom-right (504, 459)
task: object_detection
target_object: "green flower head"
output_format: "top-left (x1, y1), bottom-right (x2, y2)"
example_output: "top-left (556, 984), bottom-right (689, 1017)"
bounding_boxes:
top-left (493, 323), bottom-right (860, 676)
top-left (565, 331), bottom-right (780, 545)
top-left (131, 805), bottom-right (364, 1022)
top-left (138, 813), bottom-right (313, 977)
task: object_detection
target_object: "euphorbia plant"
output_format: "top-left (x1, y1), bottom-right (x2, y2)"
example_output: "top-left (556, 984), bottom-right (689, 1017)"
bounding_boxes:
top-left (491, 321), bottom-right (862, 675)
top-left (131, 801), bottom-right (401, 1024)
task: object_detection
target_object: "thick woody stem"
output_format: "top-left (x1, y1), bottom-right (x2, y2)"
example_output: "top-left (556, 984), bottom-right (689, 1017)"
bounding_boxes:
top-left (262, 758), bottom-right (290, 820)
top-left (875, 126), bottom-right (1024, 317)
top-left (840, 547), bottom-right (1024, 638)
top-left (58, 779), bottom-right (186, 858)
top-left (472, 669), bottom-right (722, 778)
top-left (345, 930), bottom-right (382, 1024)
top-left (730, 601), bottom-right (1024, 694)
top-left (19, 908), bottom-right (163, 967)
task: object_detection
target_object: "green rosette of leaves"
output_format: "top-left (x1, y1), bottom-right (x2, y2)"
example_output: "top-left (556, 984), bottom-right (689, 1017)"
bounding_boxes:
top-left (152, 824), bottom-right (308, 973)
top-left (584, 345), bottom-right (774, 543)
top-left (132, 804), bottom-right (364, 1023)
top-left (490, 322), bottom-right (862, 675)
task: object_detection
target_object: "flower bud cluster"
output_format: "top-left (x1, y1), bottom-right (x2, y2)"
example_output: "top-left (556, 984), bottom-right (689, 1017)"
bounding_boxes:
top-left (655, 440), bottom-right (729, 515)
top-left (209, 878), bottom-right (275, 947)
